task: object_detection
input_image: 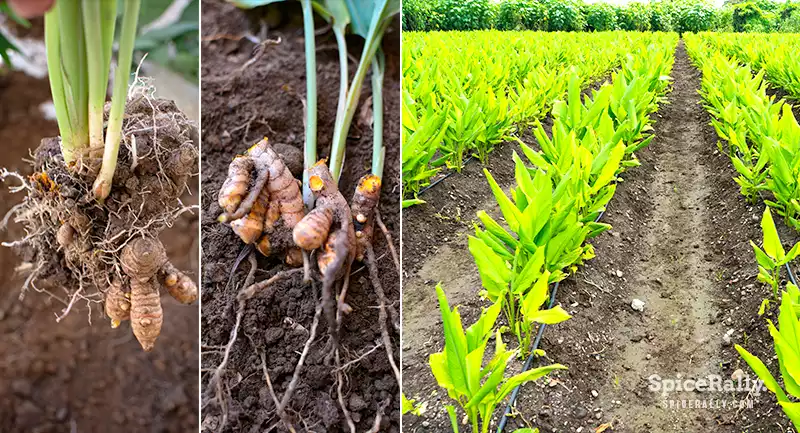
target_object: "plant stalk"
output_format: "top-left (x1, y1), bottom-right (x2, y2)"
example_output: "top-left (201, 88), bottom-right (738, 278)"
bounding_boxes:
top-left (82, 0), bottom-right (106, 156)
top-left (57, 0), bottom-right (89, 160)
top-left (44, 7), bottom-right (75, 161)
top-left (301, 0), bottom-right (318, 209)
top-left (371, 49), bottom-right (385, 179)
top-left (93, 0), bottom-right (141, 202)
top-left (333, 26), bottom-right (348, 149)
top-left (329, 19), bottom-right (392, 182)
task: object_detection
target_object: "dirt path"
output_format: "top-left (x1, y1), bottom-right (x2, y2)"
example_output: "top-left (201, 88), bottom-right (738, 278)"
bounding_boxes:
top-left (403, 41), bottom-right (791, 432)
top-left (593, 40), bottom-right (724, 431)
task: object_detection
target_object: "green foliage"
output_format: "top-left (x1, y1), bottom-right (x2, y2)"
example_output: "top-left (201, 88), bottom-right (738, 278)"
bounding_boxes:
top-left (616, 2), bottom-right (652, 31)
top-left (583, 2), bottom-right (617, 31)
top-left (496, 0), bottom-right (548, 31)
top-left (0, 0), bottom-right (30, 67)
top-left (732, 2), bottom-right (775, 32)
top-left (437, 0), bottom-right (497, 31)
top-left (402, 0), bottom-right (443, 31)
top-left (401, 31), bottom-right (650, 200)
top-left (467, 34), bottom-right (676, 353)
top-left (690, 33), bottom-right (800, 233)
top-left (429, 284), bottom-right (566, 433)
top-left (137, 0), bottom-right (200, 83)
top-left (541, 0), bottom-right (586, 31)
top-left (673, 0), bottom-right (717, 33)
top-left (649, 1), bottom-right (675, 31)
top-left (736, 282), bottom-right (800, 429)
top-left (750, 208), bottom-right (800, 299)
top-left (779, 9), bottom-right (800, 32)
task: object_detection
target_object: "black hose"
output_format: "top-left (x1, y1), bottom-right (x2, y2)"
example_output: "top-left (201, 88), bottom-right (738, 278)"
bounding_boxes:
top-left (417, 156), bottom-right (475, 196)
top-left (496, 210), bottom-right (605, 433)
top-left (787, 263), bottom-right (798, 287)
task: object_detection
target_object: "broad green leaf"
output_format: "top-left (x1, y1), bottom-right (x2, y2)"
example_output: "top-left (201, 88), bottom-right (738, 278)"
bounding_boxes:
top-left (495, 364), bottom-right (568, 403)
top-left (525, 305), bottom-right (572, 325)
top-left (468, 236), bottom-right (511, 301)
top-left (761, 208), bottom-right (785, 261)
top-left (735, 344), bottom-right (789, 402)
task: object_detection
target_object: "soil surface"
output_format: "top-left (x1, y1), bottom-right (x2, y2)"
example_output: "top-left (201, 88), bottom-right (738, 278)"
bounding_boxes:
top-left (0, 68), bottom-right (199, 429)
top-left (199, 1), bottom-right (400, 432)
top-left (401, 41), bottom-right (796, 432)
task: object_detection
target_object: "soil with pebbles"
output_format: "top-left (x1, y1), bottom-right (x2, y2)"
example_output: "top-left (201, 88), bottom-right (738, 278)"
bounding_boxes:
top-left (199, 1), bottom-right (401, 432)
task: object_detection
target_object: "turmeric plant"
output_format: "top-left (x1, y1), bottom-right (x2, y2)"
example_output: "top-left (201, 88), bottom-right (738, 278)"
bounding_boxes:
top-left (429, 284), bottom-right (565, 433)
top-left (751, 208), bottom-right (800, 302)
top-left (736, 282), bottom-right (800, 429)
top-left (1, 0), bottom-right (199, 350)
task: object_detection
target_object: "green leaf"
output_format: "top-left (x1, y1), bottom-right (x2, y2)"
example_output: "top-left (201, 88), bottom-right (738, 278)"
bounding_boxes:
top-left (735, 344), bottom-right (789, 402)
top-left (468, 236), bottom-right (511, 302)
top-left (402, 198), bottom-right (426, 208)
top-left (484, 169), bottom-right (522, 233)
top-left (434, 284), bottom-right (469, 395)
top-left (495, 364), bottom-right (567, 403)
top-left (762, 208), bottom-right (786, 261)
top-left (525, 305), bottom-right (572, 325)
top-left (521, 272), bottom-right (551, 320)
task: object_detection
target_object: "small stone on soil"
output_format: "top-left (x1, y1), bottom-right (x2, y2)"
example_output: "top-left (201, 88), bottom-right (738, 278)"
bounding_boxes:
top-left (631, 299), bottom-right (645, 312)
top-left (591, 390), bottom-right (599, 398)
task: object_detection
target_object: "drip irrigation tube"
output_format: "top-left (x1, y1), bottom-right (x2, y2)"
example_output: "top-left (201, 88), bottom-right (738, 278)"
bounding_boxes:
top-left (496, 210), bottom-right (605, 433)
top-left (417, 156), bottom-right (475, 196)
top-left (787, 263), bottom-right (798, 287)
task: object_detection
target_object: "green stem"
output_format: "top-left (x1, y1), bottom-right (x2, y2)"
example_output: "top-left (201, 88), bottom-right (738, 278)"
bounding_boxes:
top-left (300, 0), bottom-right (317, 210)
top-left (329, 19), bottom-right (391, 182)
top-left (93, 0), bottom-right (140, 201)
top-left (82, 0), bottom-right (105, 156)
top-left (57, 0), bottom-right (89, 154)
top-left (371, 49), bottom-right (385, 179)
top-left (332, 26), bottom-right (348, 148)
top-left (44, 7), bottom-right (75, 161)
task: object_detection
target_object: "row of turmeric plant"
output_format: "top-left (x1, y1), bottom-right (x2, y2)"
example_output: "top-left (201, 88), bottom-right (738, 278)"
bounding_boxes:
top-left (423, 33), bottom-right (678, 433)
top-left (402, 31), bottom-right (671, 204)
top-left (686, 32), bottom-right (800, 429)
top-left (700, 32), bottom-right (800, 100)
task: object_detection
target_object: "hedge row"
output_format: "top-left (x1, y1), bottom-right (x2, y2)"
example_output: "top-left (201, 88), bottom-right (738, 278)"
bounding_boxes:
top-left (402, 0), bottom-right (800, 33)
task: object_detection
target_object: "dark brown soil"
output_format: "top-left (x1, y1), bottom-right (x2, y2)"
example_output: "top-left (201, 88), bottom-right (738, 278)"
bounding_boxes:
top-left (0, 72), bottom-right (199, 430)
top-left (199, 1), bottom-right (400, 432)
top-left (401, 41), bottom-right (795, 432)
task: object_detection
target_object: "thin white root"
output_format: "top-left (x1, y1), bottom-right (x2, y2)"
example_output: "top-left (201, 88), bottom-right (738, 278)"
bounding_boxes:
top-left (209, 252), bottom-right (258, 432)
top-left (374, 209), bottom-right (399, 274)
top-left (260, 351), bottom-right (296, 433)
top-left (366, 244), bottom-right (401, 386)
top-left (335, 349), bottom-right (356, 433)
top-left (1, 203), bottom-right (24, 231)
top-left (0, 169), bottom-right (30, 193)
top-left (367, 399), bottom-right (390, 433)
top-left (278, 285), bottom-right (323, 413)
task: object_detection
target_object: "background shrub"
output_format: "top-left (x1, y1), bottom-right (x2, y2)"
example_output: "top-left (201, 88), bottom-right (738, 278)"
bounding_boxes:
top-left (402, 0), bottom-right (444, 31)
top-left (673, 0), bottom-right (717, 33)
top-left (617, 2), bottom-right (653, 31)
top-left (584, 2), bottom-right (618, 31)
top-left (497, 0), bottom-right (549, 30)
top-left (542, 0), bottom-right (586, 31)
top-left (649, 1), bottom-right (676, 31)
top-left (436, 0), bottom-right (497, 31)
top-left (401, 0), bottom-right (799, 33)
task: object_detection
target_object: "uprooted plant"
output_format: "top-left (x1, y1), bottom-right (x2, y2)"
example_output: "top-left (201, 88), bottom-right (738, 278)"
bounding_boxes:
top-left (0, 0), bottom-right (198, 351)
